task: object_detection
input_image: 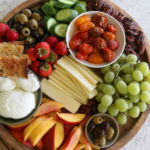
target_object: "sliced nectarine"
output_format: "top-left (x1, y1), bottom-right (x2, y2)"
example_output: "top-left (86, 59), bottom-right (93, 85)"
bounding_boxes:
top-left (29, 117), bottom-right (56, 146)
top-left (74, 144), bottom-right (86, 150)
top-left (23, 116), bottom-right (47, 141)
top-left (55, 121), bottom-right (64, 148)
top-left (60, 126), bottom-right (81, 150)
top-left (34, 101), bottom-right (64, 117)
top-left (36, 140), bottom-right (43, 150)
top-left (57, 113), bottom-right (86, 125)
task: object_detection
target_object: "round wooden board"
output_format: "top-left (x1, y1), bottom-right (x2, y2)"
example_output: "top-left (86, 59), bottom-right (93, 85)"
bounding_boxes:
top-left (1, 0), bottom-right (150, 150)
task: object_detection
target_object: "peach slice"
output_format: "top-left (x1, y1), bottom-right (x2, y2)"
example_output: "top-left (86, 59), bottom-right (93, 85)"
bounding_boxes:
top-left (43, 125), bottom-right (56, 150)
top-left (29, 117), bottom-right (56, 146)
top-left (23, 116), bottom-right (47, 141)
top-left (55, 121), bottom-right (64, 148)
top-left (60, 126), bottom-right (81, 150)
top-left (74, 144), bottom-right (86, 150)
top-left (57, 113), bottom-right (86, 125)
top-left (36, 140), bottom-right (43, 150)
top-left (34, 101), bottom-right (64, 117)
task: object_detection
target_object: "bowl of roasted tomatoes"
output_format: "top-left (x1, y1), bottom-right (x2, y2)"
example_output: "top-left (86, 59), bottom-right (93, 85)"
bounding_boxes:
top-left (66, 11), bottom-right (126, 68)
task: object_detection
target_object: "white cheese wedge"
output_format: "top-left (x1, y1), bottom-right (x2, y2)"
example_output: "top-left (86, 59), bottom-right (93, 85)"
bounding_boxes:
top-left (41, 79), bottom-right (81, 113)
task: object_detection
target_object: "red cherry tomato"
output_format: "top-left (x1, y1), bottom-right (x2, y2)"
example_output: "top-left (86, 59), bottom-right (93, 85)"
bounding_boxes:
top-left (76, 52), bottom-right (88, 60)
top-left (69, 38), bottom-right (82, 50)
top-left (102, 47), bottom-right (116, 62)
top-left (107, 24), bottom-right (117, 33)
top-left (108, 40), bottom-right (119, 50)
top-left (94, 37), bottom-right (107, 50)
top-left (79, 42), bottom-right (93, 54)
top-left (76, 31), bottom-right (89, 40)
top-left (103, 31), bottom-right (116, 41)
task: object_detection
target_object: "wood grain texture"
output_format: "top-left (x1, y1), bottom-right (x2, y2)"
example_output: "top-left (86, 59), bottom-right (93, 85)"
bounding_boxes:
top-left (1, 0), bottom-right (150, 150)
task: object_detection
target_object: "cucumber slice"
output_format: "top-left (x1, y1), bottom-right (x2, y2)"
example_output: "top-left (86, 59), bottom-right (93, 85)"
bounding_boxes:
top-left (55, 9), bottom-right (78, 23)
top-left (53, 0), bottom-right (78, 8)
top-left (54, 23), bottom-right (68, 38)
top-left (77, 1), bottom-right (87, 7)
top-left (41, 2), bottom-right (56, 16)
top-left (43, 16), bottom-right (57, 32)
top-left (73, 3), bottom-right (86, 15)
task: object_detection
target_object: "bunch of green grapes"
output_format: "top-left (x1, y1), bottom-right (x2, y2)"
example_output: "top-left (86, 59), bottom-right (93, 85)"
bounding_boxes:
top-left (96, 54), bottom-right (150, 125)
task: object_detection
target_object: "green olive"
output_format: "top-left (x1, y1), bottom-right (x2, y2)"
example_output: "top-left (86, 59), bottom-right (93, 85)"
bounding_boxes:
top-left (93, 116), bottom-right (105, 125)
top-left (18, 13), bottom-right (28, 25)
top-left (21, 27), bottom-right (31, 37)
top-left (22, 9), bottom-right (32, 18)
top-left (25, 36), bottom-right (35, 44)
top-left (38, 27), bottom-right (44, 36)
top-left (31, 12), bottom-right (42, 21)
top-left (14, 14), bottom-right (19, 23)
top-left (99, 136), bottom-right (106, 146)
top-left (106, 126), bottom-right (115, 140)
top-left (28, 19), bottom-right (38, 30)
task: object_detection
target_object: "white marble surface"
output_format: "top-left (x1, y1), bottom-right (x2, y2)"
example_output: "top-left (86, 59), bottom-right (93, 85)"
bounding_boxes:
top-left (0, 0), bottom-right (150, 150)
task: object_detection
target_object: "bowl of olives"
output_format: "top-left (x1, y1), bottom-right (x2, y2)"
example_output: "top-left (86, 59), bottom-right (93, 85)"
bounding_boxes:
top-left (85, 113), bottom-right (119, 149)
top-left (9, 8), bottom-right (47, 47)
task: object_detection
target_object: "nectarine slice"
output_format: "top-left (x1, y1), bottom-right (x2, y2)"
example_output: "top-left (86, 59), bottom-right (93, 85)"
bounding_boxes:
top-left (60, 126), bottom-right (81, 150)
top-left (29, 117), bottom-right (56, 146)
top-left (34, 101), bottom-right (64, 117)
top-left (36, 140), bottom-right (43, 150)
top-left (74, 144), bottom-right (86, 150)
top-left (55, 121), bottom-right (64, 148)
top-left (23, 116), bottom-right (47, 141)
top-left (57, 113), bottom-right (86, 125)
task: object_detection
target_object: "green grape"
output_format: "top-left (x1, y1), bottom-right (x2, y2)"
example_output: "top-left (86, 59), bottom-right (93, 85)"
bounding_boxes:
top-left (126, 54), bottom-right (138, 63)
top-left (112, 63), bottom-right (120, 73)
top-left (129, 106), bottom-right (140, 118)
top-left (97, 103), bottom-right (108, 113)
top-left (104, 71), bottom-right (115, 83)
top-left (102, 84), bottom-right (116, 95)
top-left (115, 98), bottom-right (128, 112)
top-left (140, 91), bottom-right (150, 103)
top-left (146, 70), bottom-right (150, 79)
top-left (96, 93), bottom-right (103, 102)
top-left (146, 100), bottom-right (150, 104)
top-left (122, 65), bottom-right (134, 74)
top-left (108, 104), bottom-right (119, 117)
top-left (116, 80), bottom-right (128, 95)
top-left (118, 54), bottom-right (126, 64)
top-left (137, 101), bottom-right (147, 112)
top-left (128, 82), bottom-right (140, 95)
top-left (132, 70), bottom-right (143, 81)
top-left (129, 94), bottom-right (139, 103)
top-left (137, 62), bottom-right (149, 76)
top-left (126, 100), bottom-right (133, 109)
top-left (140, 81), bottom-right (150, 91)
top-left (117, 113), bottom-right (127, 125)
top-left (96, 83), bottom-right (105, 92)
top-left (123, 74), bottom-right (133, 84)
top-left (100, 66), bottom-right (110, 74)
top-left (101, 95), bottom-right (113, 107)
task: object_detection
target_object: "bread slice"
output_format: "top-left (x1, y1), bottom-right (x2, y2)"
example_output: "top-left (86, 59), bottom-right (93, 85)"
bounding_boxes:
top-left (0, 55), bottom-right (28, 78)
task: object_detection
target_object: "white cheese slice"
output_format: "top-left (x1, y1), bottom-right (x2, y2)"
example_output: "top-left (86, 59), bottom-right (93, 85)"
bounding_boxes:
top-left (41, 79), bottom-right (81, 113)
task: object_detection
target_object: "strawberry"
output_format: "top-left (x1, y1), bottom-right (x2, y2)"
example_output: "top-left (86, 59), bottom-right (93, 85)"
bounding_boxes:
top-left (39, 63), bottom-right (52, 77)
top-left (0, 38), bottom-right (4, 43)
top-left (45, 36), bottom-right (59, 49)
top-left (26, 48), bottom-right (37, 62)
top-left (29, 61), bottom-right (40, 74)
top-left (6, 29), bottom-right (19, 41)
top-left (44, 50), bottom-right (58, 65)
top-left (54, 41), bottom-right (68, 56)
top-left (5, 24), bottom-right (10, 33)
top-left (0, 23), bottom-right (9, 37)
top-left (35, 42), bottom-right (51, 59)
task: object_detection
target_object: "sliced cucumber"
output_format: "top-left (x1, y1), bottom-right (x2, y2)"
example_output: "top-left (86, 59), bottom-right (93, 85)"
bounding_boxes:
top-left (43, 16), bottom-right (57, 32)
top-left (41, 2), bottom-right (56, 16)
top-left (53, 23), bottom-right (68, 38)
top-left (73, 3), bottom-right (86, 15)
top-left (77, 1), bottom-right (87, 7)
top-left (53, 0), bottom-right (78, 8)
top-left (55, 9), bottom-right (78, 23)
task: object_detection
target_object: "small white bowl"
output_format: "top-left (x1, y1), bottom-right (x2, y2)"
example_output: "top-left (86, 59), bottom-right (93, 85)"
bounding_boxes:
top-left (66, 11), bottom-right (126, 68)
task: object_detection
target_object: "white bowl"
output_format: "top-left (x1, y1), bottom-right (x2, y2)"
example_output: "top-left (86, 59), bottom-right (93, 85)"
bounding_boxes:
top-left (66, 11), bottom-right (126, 68)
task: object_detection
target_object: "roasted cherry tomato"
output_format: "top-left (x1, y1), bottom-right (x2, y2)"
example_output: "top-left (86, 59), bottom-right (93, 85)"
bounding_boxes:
top-left (103, 31), bottom-right (116, 41)
top-left (94, 37), bottom-right (107, 50)
top-left (76, 51), bottom-right (88, 60)
top-left (102, 47), bottom-right (116, 62)
top-left (75, 15), bottom-right (91, 27)
top-left (107, 24), bottom-right (117, 33)
top-left (75, 31), bottom-right (89, 40)
top-left (80, 21), bottom-right (95, 32)
top-left (86, 36), bottom-right (94, 45)
top-left (108, 40), bottom-right (119, 50)
top-left (79, 42), bottom-right (93, 54)
top-left (90, 26), bottom-right (104, 37)
top-left (69, 38), bottom-right (82, 50)
top-left (88, 52), bottom-right (104, 64)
